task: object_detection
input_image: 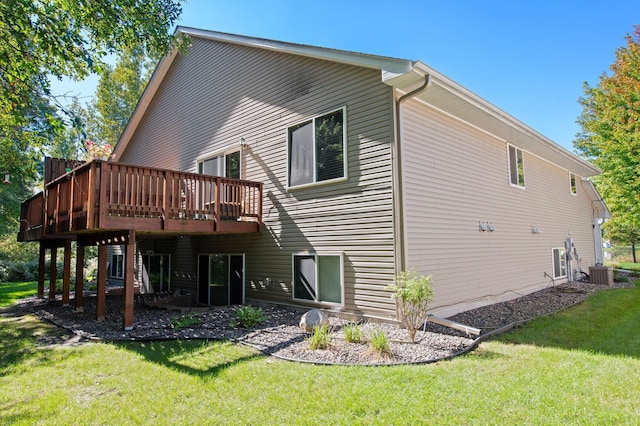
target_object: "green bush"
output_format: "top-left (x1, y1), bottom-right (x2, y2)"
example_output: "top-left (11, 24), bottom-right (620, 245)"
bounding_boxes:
top-left (170, 313), bottom-right (202, 330)
top-left (231, 306), bottom-right (267, 328)
top-left (343, 322), bottom-right (364, 343)
top-left (388, 270), bottom-right (434, 343)
top-left (307, 324), bottom-right (333, 350)
top-left (369, 327), bottom-right (391, 356)
top-left (0, 260), bottom-right (52, 283)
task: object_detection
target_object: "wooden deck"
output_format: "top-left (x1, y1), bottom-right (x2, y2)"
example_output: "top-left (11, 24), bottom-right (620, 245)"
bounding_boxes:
top-left (19, 160), bottom-right (263, 241)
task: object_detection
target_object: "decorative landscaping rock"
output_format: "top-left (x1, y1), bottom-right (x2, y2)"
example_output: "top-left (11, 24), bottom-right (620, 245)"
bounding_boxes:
top-left (299, 309), bottom-right (329, 333)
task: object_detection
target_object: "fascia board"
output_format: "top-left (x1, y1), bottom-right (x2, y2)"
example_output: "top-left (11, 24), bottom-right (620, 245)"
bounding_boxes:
top-left (177, 26), bottom-right (414, 75)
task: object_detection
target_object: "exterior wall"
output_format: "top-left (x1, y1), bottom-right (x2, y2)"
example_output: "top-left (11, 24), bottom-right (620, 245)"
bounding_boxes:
top-left (119, 37), bottom-right (397, 318)
top-left (401, 98), bottom-right (599, 317)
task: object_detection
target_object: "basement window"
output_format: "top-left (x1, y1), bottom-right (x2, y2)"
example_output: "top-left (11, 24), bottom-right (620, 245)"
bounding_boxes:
top-left (508, 145), bottom-right (525, 188)
top-left (552, 248), bottom-right (567, 279)
top-left (292, 253), bottom-right (343, 305)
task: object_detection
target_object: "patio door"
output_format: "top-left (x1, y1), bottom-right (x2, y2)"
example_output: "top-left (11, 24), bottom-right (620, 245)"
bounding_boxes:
top-left (198, 151), bottom-right (241, 215)
top-left (198, 151), bottom-right (240, 179)
top-left (197, 254), bottom-right (244, 306)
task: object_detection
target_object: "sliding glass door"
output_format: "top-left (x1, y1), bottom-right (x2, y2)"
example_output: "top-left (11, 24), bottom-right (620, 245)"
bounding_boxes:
top-left (197, 254), bottom-right (244, 306)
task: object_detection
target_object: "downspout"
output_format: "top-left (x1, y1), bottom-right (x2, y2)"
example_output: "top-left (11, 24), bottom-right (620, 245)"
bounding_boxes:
top-left (393, 74), bottom-right (432, 273)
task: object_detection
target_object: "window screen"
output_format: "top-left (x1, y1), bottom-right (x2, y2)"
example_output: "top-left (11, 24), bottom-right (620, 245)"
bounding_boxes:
top-left (289, 121), bottom-right (314, 187)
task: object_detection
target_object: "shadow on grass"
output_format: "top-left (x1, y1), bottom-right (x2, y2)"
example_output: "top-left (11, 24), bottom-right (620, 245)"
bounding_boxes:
top-left (112, 339), bottom-right (264, 378)
top-left (491, 282), bottom-right (640, 359)
top-left (0, 314), bottom-right (74, 375)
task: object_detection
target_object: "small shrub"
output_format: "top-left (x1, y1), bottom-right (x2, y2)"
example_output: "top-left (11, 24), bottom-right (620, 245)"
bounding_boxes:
top-left (231, 306), bottom-right (267, 328)
top-left (369, 327), bottom-right (391, 356)
top-left (388, 270), bottom-right (434, 343)
top-left (0, 260), bottom-right (42, 282)
top-left (170, 313), bottom-right (202, 329)
top-left (343, 322), bottom-right (364, 343)
top-left (307, 324), bottom-right (333, 350)
top-left (614, 275), bottom-right (630, 283)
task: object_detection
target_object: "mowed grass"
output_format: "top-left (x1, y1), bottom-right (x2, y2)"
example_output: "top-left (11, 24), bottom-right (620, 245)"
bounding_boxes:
top-left (617, 262), bottom-right (640, 271)
top-left (1, 281), bottom-right (639, 425)
top-left (0, 280), bottom-right (38, 306)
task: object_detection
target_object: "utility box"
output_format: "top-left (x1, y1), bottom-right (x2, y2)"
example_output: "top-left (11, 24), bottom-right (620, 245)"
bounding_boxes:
top-left (589, 266), bottom-right (613, 285)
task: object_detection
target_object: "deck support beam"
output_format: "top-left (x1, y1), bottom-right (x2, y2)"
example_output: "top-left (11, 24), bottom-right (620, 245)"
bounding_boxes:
top-left (49, 246), bottom-right (57, 301)
top-left (62, 240), bottom-right (72, 306)
top-left (38, 243), bottom-right (46, 298)
top-left (96, 245), bottom-right (107, 321)
top-left (74, 243), bottom-right (85, 312)
top-left (123, 230), bottom-right (136, 330)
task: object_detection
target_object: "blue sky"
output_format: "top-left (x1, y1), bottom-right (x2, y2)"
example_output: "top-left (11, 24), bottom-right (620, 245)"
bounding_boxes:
top-left (53, 0), bottom-right (639, 151)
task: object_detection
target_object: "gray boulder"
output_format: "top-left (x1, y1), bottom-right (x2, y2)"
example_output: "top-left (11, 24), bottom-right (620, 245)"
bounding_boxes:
top-left (299, 309), bottom-right (329, 333)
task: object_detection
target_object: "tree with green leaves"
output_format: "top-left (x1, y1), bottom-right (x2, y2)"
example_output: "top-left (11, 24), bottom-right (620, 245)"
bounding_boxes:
top-left (0, 0), bottom-right (184, 236)
top-left (82, 46), bottom-right (157, 149)
top-left (574, 25), bottom-right (640, 262)
top-left (388, 270), bottom-right (434, 343)
top-left (51, 46), bottom-right (158, 161)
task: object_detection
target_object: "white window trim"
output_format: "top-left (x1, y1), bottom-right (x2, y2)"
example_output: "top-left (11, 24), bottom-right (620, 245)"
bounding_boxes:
top-left (287, 106), bottom-right (348, 190)
top-left (291, 252), bottom-right (344, 307)
top-left (569, 172), bottom-right (577, 195)
top-left (552, 247), bottom-right (567, 279)
top-left (507, 144), bottom-right (526, 189)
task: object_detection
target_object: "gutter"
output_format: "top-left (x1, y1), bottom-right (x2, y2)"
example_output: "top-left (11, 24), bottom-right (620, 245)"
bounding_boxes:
top-left (393, 74), bottom-right (432, 272)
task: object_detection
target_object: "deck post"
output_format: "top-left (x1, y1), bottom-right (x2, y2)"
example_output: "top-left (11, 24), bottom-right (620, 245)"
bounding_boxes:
top-left (74, 243), bottom-right (85, 312)
top-left (62, 240), bottom-right (72, 306)
top-left (123, 230), bottom-right (136, 330)
top-left (38, 243), bottom-right (46, 298)
top-left (49, 245), bottom-right (57, 301)
top-left (96, 244), bottom-right (107, 321)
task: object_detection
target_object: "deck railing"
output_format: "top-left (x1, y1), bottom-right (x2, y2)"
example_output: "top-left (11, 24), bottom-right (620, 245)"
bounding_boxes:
top-left (19, 160), bottom-right (262, 240)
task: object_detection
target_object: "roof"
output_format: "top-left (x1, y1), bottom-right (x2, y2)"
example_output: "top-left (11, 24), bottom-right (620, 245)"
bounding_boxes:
top-left (113, 26), bottom-right (600, 177)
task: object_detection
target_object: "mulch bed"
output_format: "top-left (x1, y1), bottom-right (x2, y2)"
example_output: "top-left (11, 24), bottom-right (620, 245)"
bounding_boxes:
top-left (2, 279), bottom-right (634, 365)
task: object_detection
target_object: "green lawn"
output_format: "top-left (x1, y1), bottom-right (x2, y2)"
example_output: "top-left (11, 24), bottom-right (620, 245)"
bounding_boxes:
top-left (617, 262), bottom-right (640, 271)
top-left (1, 281), bottom-right (639, 424)
top-left (0, 280), bottom-right (37, 306)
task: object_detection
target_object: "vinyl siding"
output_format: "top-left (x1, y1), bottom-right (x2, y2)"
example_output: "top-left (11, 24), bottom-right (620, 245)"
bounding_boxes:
top-left (120, 37), bottom-right (397, 318)
top-left (401, 99), bottom-right (598, 317)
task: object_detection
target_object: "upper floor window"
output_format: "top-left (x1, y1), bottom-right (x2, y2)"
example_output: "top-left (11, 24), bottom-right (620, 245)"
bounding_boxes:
top-left (508, 145), bottom-right (525, 188)
top-left (570, 173), bottom-right (577, 195)
top-left (288, 107), bottom-right (346, 188)
top-left (198, 150), bottom-right (240, 179)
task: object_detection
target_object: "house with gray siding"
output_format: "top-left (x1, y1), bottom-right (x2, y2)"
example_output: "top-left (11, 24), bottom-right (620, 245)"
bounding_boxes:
top-left (21, 27), bottom-right (609, 328)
